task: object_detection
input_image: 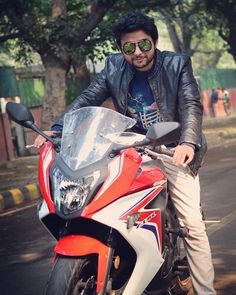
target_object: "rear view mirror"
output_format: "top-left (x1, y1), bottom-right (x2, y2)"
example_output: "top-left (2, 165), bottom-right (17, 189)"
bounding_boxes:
top-left (6, 102), bottom-right (35, 129)
top-left (146, 122), bottom-right (180, 145)
top-left (6, 102), bottom-right (55, 145)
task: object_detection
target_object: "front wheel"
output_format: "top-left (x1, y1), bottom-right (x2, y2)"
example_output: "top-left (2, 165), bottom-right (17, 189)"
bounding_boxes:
top-left (44, 255), bottom-right (98, 295)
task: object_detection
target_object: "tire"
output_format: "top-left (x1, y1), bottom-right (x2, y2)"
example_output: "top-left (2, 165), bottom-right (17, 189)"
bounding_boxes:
top-left (44, 255), bottom-right (98, 295)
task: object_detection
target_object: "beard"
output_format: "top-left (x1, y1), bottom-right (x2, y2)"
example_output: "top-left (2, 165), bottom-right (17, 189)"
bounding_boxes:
top-left (131, 53), bottom-right (155, 71)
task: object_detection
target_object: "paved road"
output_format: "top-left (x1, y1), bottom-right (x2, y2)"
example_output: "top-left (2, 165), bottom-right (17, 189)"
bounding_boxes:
top-left (0, 143), bottom-right (235, 295)
top-left (200, 142), bottom-right (236, 295)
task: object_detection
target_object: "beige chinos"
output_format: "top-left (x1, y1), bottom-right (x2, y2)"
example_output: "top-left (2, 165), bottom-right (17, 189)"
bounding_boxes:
top-left (162, 157), bottom-right (216, 295)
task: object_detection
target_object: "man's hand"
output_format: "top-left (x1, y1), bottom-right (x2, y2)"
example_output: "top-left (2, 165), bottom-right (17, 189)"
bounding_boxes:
top-left (34, 131), bottom-right (57, 148)
top-left (172, 144), bottom-right (195, 166)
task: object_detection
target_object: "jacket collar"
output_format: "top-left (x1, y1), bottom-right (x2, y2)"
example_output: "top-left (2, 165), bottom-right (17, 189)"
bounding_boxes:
top-left (149, 49), bottom-right (163, 79)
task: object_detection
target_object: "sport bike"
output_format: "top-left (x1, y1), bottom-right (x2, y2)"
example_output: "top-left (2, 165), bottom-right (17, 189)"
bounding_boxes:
top-left (6, 102), bottom-right (192, 295)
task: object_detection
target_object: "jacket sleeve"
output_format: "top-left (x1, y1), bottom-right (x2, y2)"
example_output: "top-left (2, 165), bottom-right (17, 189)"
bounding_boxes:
top-left (177, 57), bottom-right (203, 148)
top-left (53, 65), bottom-right (110, 128)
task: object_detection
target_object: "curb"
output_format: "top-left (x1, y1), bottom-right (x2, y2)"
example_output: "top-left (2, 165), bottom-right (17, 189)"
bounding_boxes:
top-left (0, 184), bottom-right (41, 213)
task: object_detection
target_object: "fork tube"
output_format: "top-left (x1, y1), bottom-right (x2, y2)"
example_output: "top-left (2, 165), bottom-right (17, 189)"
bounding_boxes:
top-left (98, 228), bottom-right (115, 295)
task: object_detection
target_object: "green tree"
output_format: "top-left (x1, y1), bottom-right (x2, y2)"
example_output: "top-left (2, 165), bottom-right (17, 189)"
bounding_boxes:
top-left (154, 0), bottom-right (206, 57)
top-left (204, 0), bottom-right (236, 62)
top-left (0, 0), bottom-right (118, 128)
top-left (0, 0), bottom-right (168, 127)
top-left (1, 0), bottom-right (234, 129)
top-left (149, 0), bottom-right (225, 64)
top-left (145, 0), bottom-right (236, 71)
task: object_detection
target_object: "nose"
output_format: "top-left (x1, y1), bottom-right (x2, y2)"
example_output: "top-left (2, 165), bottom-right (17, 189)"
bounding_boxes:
top-left (134, 45), bottom-right (142, 55)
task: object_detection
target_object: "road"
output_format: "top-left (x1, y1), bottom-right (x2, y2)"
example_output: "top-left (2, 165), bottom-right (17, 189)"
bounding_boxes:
top-left (200, 142), bottom-right (236, 295)
top-left (0, 142), bottom-right (235, 295)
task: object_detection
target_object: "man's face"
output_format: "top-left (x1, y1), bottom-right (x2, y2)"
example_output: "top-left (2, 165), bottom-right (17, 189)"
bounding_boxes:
top-left (120, 30), bottom-right (157, 72)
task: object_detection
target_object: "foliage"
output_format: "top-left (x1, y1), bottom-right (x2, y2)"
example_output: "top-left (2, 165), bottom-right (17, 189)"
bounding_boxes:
top-left (146, 0), bottom-right (235, 69)
top-left (0, 0), bottom-right (234, 70)
top-left (192, 29), bottom-right (230, 71)
top-left (149, 1), bottom-right (212, 56)
top-left (0, 0), bottom-right (171, 66)
top-left (203, 0), bottom-right (236, 61)
top-left (79, 0), bottom-right (165, 63)
top-left (85, 0), bottom-right (235, 68)
top-left (0, 0), bottom-right (119, 67)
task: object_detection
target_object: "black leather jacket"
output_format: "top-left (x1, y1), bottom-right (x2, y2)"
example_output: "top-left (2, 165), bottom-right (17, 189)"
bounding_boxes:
top-left (55, 49), bottom-right (207, 174)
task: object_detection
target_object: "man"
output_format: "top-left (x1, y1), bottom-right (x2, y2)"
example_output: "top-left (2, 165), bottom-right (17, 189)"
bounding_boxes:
top-left (210, 88), bottom-right (218, 117)
top-left (222, 88), bottom-right (230, 115)
top-left (34, 11), bottom-right (216, 295)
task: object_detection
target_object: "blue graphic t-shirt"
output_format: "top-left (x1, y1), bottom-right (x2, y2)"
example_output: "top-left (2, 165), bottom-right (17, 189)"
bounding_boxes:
top-left (127, 71), bottom-right (163, 133)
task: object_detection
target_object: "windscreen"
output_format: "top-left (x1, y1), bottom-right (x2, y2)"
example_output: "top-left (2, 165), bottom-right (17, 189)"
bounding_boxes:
top-left (60, 107), bottom-right (136, 170)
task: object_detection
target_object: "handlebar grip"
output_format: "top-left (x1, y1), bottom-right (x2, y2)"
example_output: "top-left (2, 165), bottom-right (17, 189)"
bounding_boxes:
top-left (155, 146), bottom-right (174, 157)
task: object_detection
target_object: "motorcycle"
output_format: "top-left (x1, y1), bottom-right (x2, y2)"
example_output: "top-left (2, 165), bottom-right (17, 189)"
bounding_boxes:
top-left (6, 102), bottom-right (192, 295)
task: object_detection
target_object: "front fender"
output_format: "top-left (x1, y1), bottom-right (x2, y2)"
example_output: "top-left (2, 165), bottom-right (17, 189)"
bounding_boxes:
top-left (55, 235), bottom-right (109, 292)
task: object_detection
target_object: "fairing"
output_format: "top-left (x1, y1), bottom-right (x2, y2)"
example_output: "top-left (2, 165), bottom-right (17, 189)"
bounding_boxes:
top-left (38, 141), bottom-right (55, 212)
top-left (38, 107), bottom-right (169, 295)
top-left (50, 107), bottom-right (136, 216)
top-left (92, 185), bottom-right (166, 295)
top-left (55, 235), bottom-right (110, 293)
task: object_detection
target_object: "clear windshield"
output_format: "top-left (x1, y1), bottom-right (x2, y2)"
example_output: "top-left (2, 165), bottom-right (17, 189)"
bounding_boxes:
top-left (60, 107), bottom-right (136, 170)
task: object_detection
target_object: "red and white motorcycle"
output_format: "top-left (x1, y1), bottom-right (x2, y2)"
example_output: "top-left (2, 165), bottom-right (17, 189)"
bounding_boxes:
top-left (7, 103), bottom-right (192, 295)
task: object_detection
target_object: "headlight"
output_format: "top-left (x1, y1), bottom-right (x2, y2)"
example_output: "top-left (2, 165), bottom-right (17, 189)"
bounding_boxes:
top-left (52, 167), bottom-right (100, 215)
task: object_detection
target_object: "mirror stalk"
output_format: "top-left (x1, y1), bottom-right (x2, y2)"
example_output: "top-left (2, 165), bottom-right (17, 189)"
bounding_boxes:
top-left (28, 122), bottom-right (55, 145)
top-left (6, 102), bottom-right (58, 148)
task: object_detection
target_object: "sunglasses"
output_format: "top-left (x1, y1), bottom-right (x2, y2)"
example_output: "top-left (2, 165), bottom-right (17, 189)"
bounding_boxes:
top-left (122, 39), bottom-right (153, 55)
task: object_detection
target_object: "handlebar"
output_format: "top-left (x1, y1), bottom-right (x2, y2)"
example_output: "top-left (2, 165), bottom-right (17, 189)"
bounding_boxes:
top-left (152, 146), bottom-right (174, 157)
top-left (139, 146), bottom-right (174, 159)
top-left (142, 146), bottom-right (193, 175)
top-left (25, 134), bottom-right (62, 151)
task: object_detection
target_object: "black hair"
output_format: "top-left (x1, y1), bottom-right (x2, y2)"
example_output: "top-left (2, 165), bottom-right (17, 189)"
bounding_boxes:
top-left (113, 11), bottom-right (158, 48)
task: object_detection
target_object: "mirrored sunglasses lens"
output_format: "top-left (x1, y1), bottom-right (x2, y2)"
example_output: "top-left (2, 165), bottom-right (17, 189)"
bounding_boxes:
top-left (123, 42), bottom-right (135, 54)
top-left (138, 39), bottom-right (152, 52)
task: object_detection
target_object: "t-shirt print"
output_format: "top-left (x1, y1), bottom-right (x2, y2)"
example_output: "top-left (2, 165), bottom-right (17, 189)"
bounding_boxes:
top-left (127, 91), bottom-right (163, 132)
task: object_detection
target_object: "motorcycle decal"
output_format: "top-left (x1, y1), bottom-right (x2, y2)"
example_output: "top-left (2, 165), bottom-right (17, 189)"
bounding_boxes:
top-left (136, 211), bottom-right (157, 227)
top-left (137, 211), bottom-right (162, 250)
top-left (119, 186), bottom-right (162, 218)
top-left (120, 188), bottom-right (156, 217)
top-left (119, 187), bottom-right (163, 250)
